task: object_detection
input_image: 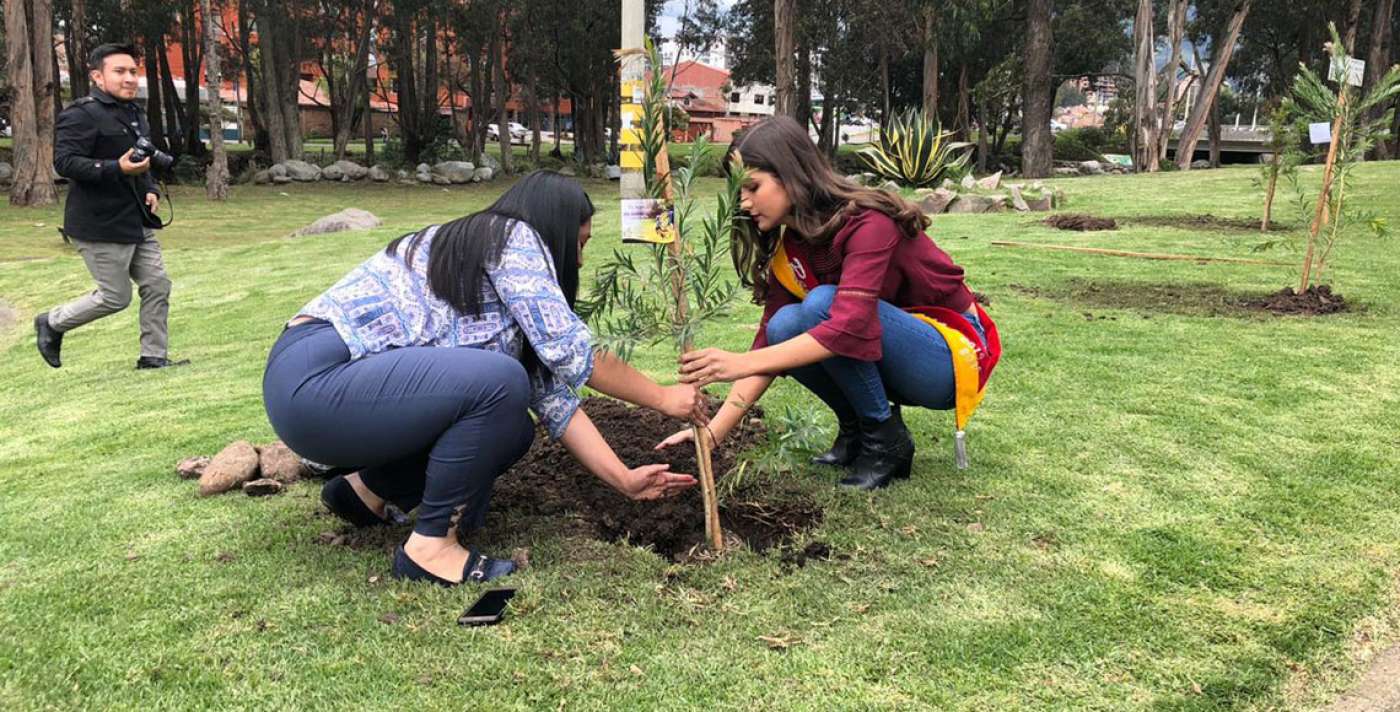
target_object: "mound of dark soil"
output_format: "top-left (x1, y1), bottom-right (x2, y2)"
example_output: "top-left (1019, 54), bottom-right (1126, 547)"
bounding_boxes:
top-left (1044, 213), bottom-right (1117, 231)
top-left (1243, 285), bottom-right (1348, 315)
top-left (490, 398), bottom-right (821, 560)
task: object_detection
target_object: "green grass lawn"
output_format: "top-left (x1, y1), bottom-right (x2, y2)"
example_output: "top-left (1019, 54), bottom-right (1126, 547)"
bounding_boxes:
top-left (2, 164), bottom-right (1398, 710)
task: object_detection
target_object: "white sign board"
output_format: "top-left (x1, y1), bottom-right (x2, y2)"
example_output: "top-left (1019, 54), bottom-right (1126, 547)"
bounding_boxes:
top-left (1329, 57), bottom-right (1365, 87)
top-left (1308, 122), bottom-right (1333, 145)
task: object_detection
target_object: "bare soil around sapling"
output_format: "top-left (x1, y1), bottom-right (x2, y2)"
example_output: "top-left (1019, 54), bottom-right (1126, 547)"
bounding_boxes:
top-left (1044, 213), bottom-right (1118, 231)
top-left (317, 397), bottom-right (823, 562)
top-left (1011, 280), bottom-right (1352, 318)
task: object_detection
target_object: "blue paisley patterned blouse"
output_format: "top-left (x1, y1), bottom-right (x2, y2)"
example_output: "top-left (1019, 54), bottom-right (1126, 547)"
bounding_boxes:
top-left (298, 220), bottom-right (594, 439)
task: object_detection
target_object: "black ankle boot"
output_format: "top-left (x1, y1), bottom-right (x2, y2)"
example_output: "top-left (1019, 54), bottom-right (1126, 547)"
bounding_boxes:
top-left (839, 407), bottom-right (914, 491)
top-left (811, 418), bottom-right (860, 466)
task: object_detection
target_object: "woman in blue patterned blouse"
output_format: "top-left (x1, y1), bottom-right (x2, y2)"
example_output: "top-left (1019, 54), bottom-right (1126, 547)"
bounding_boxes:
top-left (263, 171), bottom-right (707, 586)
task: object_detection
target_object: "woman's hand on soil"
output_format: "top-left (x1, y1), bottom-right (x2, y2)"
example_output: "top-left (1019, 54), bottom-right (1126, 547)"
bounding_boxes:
top-left (623, 463), bottom-right (697, 500)
top-left (655, 428), bottom-right (695, 451)
top-left (657, 384), bottom-right (710, 425)
top-left (678, 348), bottom-right (747, 386)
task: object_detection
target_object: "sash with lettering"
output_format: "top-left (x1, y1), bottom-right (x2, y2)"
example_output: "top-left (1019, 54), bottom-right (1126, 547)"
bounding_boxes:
top-left (769, 231), bottom-right (1001, 469)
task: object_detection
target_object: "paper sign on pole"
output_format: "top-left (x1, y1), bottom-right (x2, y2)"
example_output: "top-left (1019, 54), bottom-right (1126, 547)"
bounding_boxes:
top-left (620, 199), bottom-right (676, 244)
top-left (1308, 122), bottom-right (1332, 145)
top-left (1329, 57), bottom-right (1365, 87)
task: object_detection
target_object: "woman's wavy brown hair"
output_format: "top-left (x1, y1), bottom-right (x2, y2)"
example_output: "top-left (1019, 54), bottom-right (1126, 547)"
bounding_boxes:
top-left (725, 116), bottom-right (930, 304)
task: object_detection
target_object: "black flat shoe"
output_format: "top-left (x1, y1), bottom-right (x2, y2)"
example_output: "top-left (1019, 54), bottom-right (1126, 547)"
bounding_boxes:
top-left (321, 475), bottom-right (391, 527)
top-left (812, 417), bottom-right (860, 467)
top-left (391, 545), bottom-right (516, 586)
top-left (35, 314), bottom-right (63, 368)
top-left (839, 407), bottom-right (915, 491)
top-left (136, 356), bottom-right (190, 369)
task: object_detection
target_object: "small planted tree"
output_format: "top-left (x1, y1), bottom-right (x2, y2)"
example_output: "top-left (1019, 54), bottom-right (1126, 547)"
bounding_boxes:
top-left (1285, 24), bottom-right (1400, 291)
top-left (583, 38), bottom-right (748, 551)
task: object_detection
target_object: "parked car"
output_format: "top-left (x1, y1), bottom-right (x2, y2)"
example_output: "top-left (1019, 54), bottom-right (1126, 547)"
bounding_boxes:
top-left (488, 123), bottom-right (528, 145)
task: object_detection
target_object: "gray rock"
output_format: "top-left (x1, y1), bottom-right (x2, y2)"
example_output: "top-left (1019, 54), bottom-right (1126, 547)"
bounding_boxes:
top-left (269, 164), bottom-right (288, 179)
top-left (1079, 160), bottom-right (1105, 175)
top-left (473, 166), bottom-right (494, 182)
top-left (272, 175), bottom-right (293, 184)
top-left (1191, 159), bottom-right (1212, 170)
top-left (478, 152), bottom-right (502, 172)
top-left (415, 163), bottom-right (431, 174)
top-left (396, 170), bottom-right (410, 181)
top-left (0, 162), bottom-right (14, 185)
top-left (432, 161), bottom-right (476, 184)
top-left (589, 163), bottom-right (609, 179)
top-left (368, 165), bottom-right (391, 182)
top-left (283, 160), bottom-right (322, 182)
top-left (291, 208), bottom-right (383, 237)
top-left (1024, 194), bottom-right (1054, 211)
top-left (976, 171), bottom-right (1003, 190)
top-left (1054, 166), bottom-right (1079, 177)
top-left (1007, 185), bottom-right (1030, 212)
top-left (877, 180), bottom-right (903, 194)
top-left (947, 194), bottom-right (1005, 214)
top-left (320, 163), bottom-right (345, 181)
top-left (242, 478), bottom-right (284, 497)
top-left (606, 165), bottom-right (622, 180)
top-left (941, 178), bottom-right (957, 191)
top-left (918, 188), bottom-right (957, 215)
top-left (329, 160), bottom-right (368, 180)
top-left (960, 174), bottom-right (977, 191)
top-left (416, 170), bottom-right (433, 184)
top-left (252, 169), bottom-right (272, 185)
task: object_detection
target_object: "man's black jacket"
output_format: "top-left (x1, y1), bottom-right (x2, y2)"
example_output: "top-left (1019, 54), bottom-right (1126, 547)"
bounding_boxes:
top-left (53, 88), bottom-right (160, 243)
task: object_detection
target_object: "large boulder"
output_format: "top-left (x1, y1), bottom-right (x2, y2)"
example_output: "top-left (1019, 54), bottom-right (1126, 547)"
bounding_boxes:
top-left (432, 161), bottom-right (476, 184)
top-left (947, 194), bottom-right (1005, 214)
top-left (269, 164), bottom-right (288, 179)
top-left (960, 174), bottom-right (977, 191)
top-left (368, 165), bottom-right (391, 182)
top-left (605, 165), bottom-right (622, 180)
top-left (1007, 185), bottom-right (1031, 212)
top-left (199, 441), bottom-right (260, 496)
top-left (918, 188), bottom-right (958, 215)
top-left (282, 160), bottom-right (322, 182)
top-left (0, 162), bottom-right (14, 185)
top-left (976, 171), bottom-right (1003, 190)
top-left (252, 169), bottom-right (272, 185)
top-left (478, 152), bottom-right (502, 172)
top-left (331, 160), bottom-right (369, 180)
top-left (291, 208), bottom-right (383, 238)
top-left (1190, 159), bottom-right (1212, 170)
top-left (1079, 160), bottom-right (1105, 175)
top-left (473, 166), bottom-right (494, 183)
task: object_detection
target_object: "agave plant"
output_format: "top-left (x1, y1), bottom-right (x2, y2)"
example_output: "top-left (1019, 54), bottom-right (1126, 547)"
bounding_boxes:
top-left (858, 109), bottom-right (973, 188)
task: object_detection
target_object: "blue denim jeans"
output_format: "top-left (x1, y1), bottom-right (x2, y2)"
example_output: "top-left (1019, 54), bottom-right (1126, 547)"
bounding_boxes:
top-left (765, 285), bottom-right (985, 422)
top-left (262, 321), bottom-right (536, 537)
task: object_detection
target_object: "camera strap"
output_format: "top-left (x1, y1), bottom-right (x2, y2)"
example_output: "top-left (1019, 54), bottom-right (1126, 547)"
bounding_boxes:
top-left (73, 98), bottom-right (174, 229)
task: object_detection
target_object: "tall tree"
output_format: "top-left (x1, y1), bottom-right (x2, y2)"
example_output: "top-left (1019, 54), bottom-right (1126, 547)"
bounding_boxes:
top-left (491, 2), bottom-right (511, 174)
top-left (1175, 0), bottom-right (1252, 170)
top-left (311, 0), bottom-right (376, 160)
top-left (6, 0), bottom-right (59, 206)
top-left (772, 0), bottom-right (795, 117)
top-left (202, 0), bottom-right (227, 198)
top-left (920, 2), bottom-right (939, 117)
top-left (1157, 0), bottom-right (1188, 160)
top-left (1021, 0), bottom-right (1054, 178)
top-left (1365, 0), bottom-right (1394, 158)
top-left (254, 0), bottom-right (304, 163)
top-left (1131, 0), bottom-right (1158, 171)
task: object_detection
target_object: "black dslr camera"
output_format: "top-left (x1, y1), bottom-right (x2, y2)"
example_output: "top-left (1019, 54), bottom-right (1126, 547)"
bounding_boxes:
top-left (130, 136), bottom-right (175, 170)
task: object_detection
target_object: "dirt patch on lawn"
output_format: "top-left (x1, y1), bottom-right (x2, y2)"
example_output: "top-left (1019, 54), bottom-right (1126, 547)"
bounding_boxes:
top-left (490, 398), bottom-right (821, 560)
top-left (315, 397), bottom-right (823, 562)
top-left (1126, 214), bottom-right (1290, 233)
top-left (1044, 213), bottom-right (1117, 231)
top-left (1010, 280), bottom-right (1351, 318)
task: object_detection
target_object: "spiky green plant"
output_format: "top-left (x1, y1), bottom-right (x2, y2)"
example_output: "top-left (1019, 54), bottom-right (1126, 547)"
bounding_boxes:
top-left (857, 109), bottom-right (973, 188)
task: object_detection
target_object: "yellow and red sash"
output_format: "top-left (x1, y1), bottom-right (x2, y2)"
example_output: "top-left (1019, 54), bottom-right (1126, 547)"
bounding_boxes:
top-left (771, 235), bottom-right (1001, 469)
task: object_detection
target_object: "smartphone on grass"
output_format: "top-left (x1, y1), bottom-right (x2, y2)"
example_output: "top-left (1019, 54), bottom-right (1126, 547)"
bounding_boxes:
top-left (458, 588), bottom-right (517, 626)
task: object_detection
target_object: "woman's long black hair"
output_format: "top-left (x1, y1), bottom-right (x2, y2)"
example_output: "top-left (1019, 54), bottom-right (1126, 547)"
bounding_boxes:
top-left (386, 170), bottom-right (594, 316)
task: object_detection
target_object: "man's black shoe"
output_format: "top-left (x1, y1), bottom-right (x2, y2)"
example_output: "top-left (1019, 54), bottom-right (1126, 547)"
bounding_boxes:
top-left (136, 356), bottom-right (191, 370)
top-left (35, 314), bottom-right (63, 369)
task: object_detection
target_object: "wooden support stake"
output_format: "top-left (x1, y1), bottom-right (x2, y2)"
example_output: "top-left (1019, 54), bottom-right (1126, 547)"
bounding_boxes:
top-left (990, 241), bottom-right (1292, 266)
top-left (1301, 87), bottom-right (1347, 291)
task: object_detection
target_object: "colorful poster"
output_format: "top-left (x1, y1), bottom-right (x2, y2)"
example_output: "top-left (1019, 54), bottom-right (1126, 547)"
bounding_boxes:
top-left (621, 199), bottom-right (676, 244)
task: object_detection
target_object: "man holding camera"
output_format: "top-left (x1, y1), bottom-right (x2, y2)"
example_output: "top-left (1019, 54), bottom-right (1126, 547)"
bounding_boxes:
top-left (35, 43), bottom-right (186, 370)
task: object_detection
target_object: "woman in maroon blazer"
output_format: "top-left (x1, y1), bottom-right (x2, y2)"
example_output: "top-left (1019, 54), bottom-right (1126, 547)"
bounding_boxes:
top-left (659, 116), bottom-right (999, 490)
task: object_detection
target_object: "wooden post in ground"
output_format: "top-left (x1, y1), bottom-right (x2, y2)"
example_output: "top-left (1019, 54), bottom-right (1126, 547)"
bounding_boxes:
top-left (1261, 151), bottom-right (1279, 232)
top-left (1300, 82), bottom-right (1348, 292)
top-left (620, 0), bottom-right (723, 551)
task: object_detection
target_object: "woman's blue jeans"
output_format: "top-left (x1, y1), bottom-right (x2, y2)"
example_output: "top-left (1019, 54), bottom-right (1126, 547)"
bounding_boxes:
top-left (765, 285), bottom-right (985, 423)
top-left (262, 321), bottom-right (536, 537)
